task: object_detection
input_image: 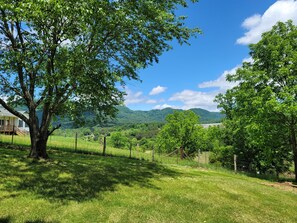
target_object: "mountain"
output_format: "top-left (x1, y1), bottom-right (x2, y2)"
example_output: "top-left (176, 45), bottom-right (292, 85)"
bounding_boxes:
top-left (58, 106), bottom-right (224, 128)
top-left (13, 105), bottom-right (224, 128)
top-left (109, 106), bottom-right (224, 125)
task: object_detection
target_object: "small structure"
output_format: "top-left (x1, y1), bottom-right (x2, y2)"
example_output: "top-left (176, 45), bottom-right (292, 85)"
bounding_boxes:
top-left (0, 107), bottom-right (29, 135)
top-left (201, 123), bottom-right (223, 128)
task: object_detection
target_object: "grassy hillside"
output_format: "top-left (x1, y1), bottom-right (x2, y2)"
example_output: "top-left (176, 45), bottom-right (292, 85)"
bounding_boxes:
top-left (0, 147), bottom-right (296, 223)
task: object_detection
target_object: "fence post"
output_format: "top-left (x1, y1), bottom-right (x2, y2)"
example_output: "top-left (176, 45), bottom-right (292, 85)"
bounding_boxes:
top-left (11, 125), bottom-right (14, 144)
top-left (234, 154), bottom-right (237, 173)
top-left (180, 147), bottom-right (184, 160)
top-left (103, 135), bottom-right (107, 156)
top-left (129, 141), bottom-right (132, 158)
top-left (137, 143), bottom-right (139, 159)
top-left (75, 132), bottom-right (78, 152)
top-left (159, 146), bottom-right (162, 163)
top-left (197, 149), bottom-right (200, 165)
top-left (152, 146), bottom-right (155, 162)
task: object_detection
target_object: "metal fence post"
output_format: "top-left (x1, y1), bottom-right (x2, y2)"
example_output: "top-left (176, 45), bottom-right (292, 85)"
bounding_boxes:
top-left (103, 135), bottom-right (107, 156)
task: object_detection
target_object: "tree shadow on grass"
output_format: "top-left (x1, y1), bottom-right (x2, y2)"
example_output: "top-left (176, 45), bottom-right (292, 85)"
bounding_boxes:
top-left (0, 217), bottom-right (58, 223)
top-left (0, 217), bottom-right (11, 223)
top-left (0, 148), bottom-right (179, 203)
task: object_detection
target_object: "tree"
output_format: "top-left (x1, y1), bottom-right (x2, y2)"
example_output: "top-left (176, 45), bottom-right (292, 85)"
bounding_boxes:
top-left (0, 0), bottom-right (200, 158)
top-left (110, 132), bottom-right (128, 149)
top-left (157, 110), bottom-right (202, 157)
top-left (216, 21), bottom-right (297, 180)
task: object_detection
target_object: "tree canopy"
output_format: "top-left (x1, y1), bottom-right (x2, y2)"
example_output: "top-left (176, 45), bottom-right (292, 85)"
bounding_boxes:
top-left (0, 0), bottom-right (200, 158)
top-left (157, 110), bottom-right (203, 156)
top-left (216, 21), bottom-right (297, 180)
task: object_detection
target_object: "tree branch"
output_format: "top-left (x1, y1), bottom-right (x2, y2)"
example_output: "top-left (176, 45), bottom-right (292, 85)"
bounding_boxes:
top-left (15, 20), bottom-right (25, 52)
top-left (48, 124), bottom-right (61, 136)
top-left (0, 75), bottom-right (22, 96)
top-left (1, 9), bottom-right (34, 107)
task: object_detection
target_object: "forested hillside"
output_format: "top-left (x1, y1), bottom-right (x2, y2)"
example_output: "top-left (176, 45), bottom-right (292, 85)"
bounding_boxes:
top-left (112, 106), bottom-right (224, 124)
top-left (58, 106), bottom-right (224, 128)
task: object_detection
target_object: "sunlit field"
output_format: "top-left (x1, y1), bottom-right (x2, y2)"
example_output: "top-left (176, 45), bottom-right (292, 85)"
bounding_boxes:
top-left (0, 147), bottom-right (297, 223)
top-left (0, 134), bottom-right (208, 167)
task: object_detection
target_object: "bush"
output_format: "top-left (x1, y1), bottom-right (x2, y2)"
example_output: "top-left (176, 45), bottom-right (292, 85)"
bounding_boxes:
top-left (209, 145), bottom-right (234, 169)
top-left (110, 132), bottom-right (128, 149)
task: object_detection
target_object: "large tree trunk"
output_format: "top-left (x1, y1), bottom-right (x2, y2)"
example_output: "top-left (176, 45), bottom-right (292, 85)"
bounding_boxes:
top-left (36, 134), bottom-right (49, 159)
top-left (29, 128), bottom-right (49, 159)
top-left (29, 127), bottom-right (38, 158)
top-left (28, 117), bottom-right (39, 158)
top-left (28, 109), bottom-right (49, 159)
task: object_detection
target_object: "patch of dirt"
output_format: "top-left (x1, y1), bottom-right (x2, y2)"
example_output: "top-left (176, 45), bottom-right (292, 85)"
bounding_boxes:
top-left (263, 181), bottom-right (297, 193)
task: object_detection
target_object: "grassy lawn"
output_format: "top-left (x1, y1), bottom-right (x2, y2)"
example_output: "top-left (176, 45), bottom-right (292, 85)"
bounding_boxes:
top-left (0, 147), bottom-right (297, 223)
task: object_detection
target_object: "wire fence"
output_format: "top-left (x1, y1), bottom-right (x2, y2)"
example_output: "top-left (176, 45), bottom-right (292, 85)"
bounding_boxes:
top-left (0, 133), bottom-right (210, 167)
top-left (2, 133), bottom-right (292, 180)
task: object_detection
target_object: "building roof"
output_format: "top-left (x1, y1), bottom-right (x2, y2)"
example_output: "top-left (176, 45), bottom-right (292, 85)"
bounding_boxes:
top-left (0, 106), bottom-right (28, 118)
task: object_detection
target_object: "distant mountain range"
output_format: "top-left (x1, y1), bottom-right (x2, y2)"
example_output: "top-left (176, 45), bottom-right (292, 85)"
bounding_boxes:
top-left (108, 106), bottom-right (224, 125)
top-left (11, 105), bottom-right (224, 127)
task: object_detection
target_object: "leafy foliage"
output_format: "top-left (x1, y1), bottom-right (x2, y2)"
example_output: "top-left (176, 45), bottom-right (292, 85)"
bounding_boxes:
top-left (110, 132), bottom-right (128, 149)
top-left (0, 0), bottom-right (200, 158)
top-left (216, 21), bottom-right (297, 179)
top-left (157, 110), bottom-right (203, 154)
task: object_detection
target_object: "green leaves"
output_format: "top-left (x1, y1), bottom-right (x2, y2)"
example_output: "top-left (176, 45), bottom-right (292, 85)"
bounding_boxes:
top-left (0, 0), bottom-right (200, 157)
top-left (216, 21), bottom-right (297, 176)
top-left (157, 110), bottom-right (202, 154)
top-left (0, 0), bottom-right (199, 120)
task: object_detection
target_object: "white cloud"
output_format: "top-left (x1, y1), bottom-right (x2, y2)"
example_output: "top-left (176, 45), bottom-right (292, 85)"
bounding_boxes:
top-left (146, 99), bottom-right (157, 104)
top-left (153, 104), bottom-right (176, 110)
top-left (237, 0), bottom-right (297, 45)
top-left (169, 90), bottom-right (218, 111)
top-left (242, 57), bottom-right (254, 63)
top-left (124, 88), bottom-right (157, 105)
top-left (198, 57), bottom-right (253, 92)
top-left (125, 57), bottom-right (251, 111)
top-left (169, 58), bottom-right (253, 111)
top-left (124, 88), bottom-right (145, 105)
top-left (198, 66), bottom-right (239, 91)
top-left (242, 14), bottom-right (262, 29)
top-left (149, 86), bottom-right (167, 96)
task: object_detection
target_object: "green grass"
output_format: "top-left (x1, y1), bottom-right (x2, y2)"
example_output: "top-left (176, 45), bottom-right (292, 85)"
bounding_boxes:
top-left (0, 147), bottom-right (297, 223)
top-left (0, 134), bottom-right (205, 166)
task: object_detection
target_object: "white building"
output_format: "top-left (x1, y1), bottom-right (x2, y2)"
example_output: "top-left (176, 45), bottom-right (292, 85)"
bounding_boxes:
top-left (0, 107), bottom-right (29, 135)
top-left (201, 123), bottom-right (223, 128)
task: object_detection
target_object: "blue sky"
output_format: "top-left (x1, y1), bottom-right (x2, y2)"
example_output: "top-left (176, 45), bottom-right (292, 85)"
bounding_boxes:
top-left (124, 0), bottom-right (297, 111)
